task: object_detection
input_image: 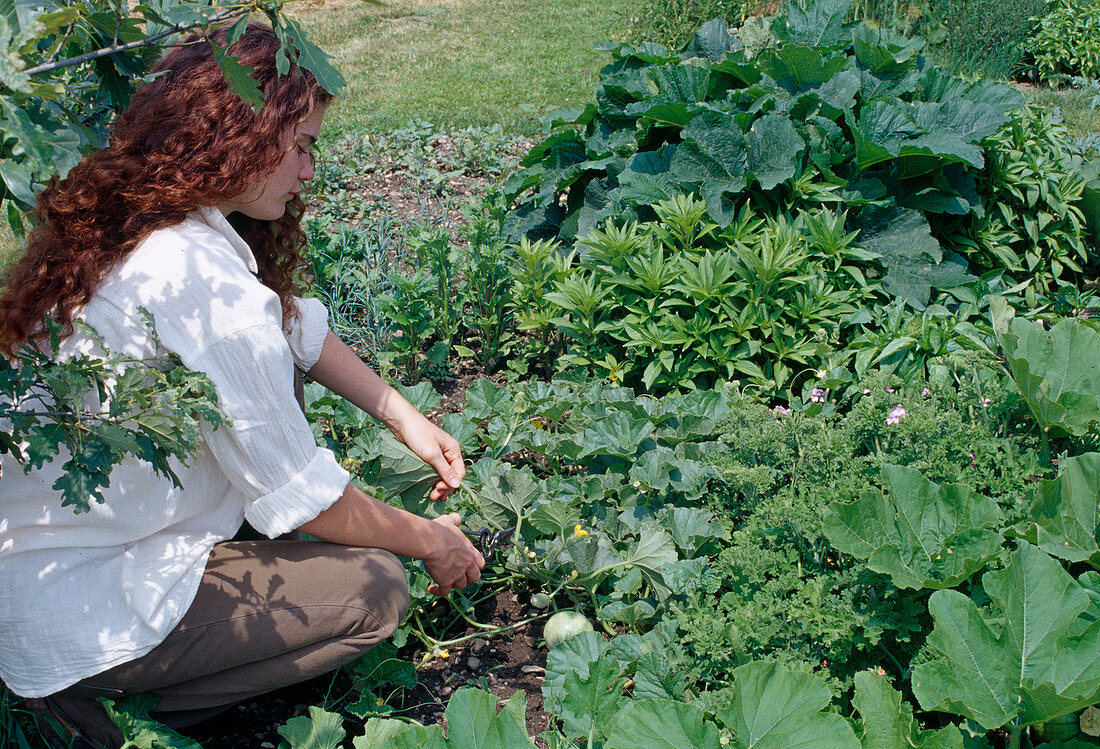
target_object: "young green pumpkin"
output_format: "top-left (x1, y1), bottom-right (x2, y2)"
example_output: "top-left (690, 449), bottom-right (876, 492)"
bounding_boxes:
top-left (543, 611), bottom-right (594, 650)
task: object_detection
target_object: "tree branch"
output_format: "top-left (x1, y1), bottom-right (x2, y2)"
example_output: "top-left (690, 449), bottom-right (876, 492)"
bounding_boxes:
top-left (24, 6), bottom-right (251, 77)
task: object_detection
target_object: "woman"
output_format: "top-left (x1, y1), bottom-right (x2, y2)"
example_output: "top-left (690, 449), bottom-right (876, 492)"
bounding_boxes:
top-left (0, 22), bottom-right (484, 748)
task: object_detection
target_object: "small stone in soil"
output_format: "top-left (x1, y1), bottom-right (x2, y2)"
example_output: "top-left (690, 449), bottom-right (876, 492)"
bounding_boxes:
top-left (520, 665), bottom-right (544, 674)
top-left (470, 638), bottom-right (487, 653)
top-left (467, 656), bottom-right (481, 670)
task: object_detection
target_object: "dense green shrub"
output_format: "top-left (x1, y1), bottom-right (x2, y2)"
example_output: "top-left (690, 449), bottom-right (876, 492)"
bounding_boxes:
top-left (497, 0), bottom-right (1100, 399)
top-left (506, 193), bottom-right (882, 394)
top-left (1028, 0), bottom-right (1100, 81)
top-left (937, 105), bottom-right (1091, 304)
top-left (632, 0), bottom-right (749, 49)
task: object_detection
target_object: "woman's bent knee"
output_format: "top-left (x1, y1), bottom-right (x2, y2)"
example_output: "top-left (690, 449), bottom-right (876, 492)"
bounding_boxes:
top-left (355, 548), bottom-right (409, 637)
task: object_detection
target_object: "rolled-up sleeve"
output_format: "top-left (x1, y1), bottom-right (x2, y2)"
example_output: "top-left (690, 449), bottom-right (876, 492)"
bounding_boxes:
top-left (193, 321), bottom-right (349, 538)
top-left (284, 297), bottom-right (330, 371)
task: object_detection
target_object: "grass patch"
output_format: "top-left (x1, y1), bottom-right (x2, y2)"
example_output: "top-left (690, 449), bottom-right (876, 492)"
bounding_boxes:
top-left (293, 0), bottom-right (643, 137)
top-left (1022, 83), bottom-right (1100, 141)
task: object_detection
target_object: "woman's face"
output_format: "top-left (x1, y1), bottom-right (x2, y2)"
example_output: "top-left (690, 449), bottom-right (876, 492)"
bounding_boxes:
top-left (219, 105), bottom-right (326, 221)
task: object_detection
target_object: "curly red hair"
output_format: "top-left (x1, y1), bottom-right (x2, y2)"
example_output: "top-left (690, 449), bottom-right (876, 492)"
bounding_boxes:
top-left (0, 22), bottom-right (333, 354)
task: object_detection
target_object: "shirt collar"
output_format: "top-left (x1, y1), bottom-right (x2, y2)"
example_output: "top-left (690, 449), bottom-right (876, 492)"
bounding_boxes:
top-left (195, 206), bottom-right (259, 274)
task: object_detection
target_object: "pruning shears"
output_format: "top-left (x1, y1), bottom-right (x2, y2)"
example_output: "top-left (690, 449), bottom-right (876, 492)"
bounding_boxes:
top-left (464, 526), bottom-right (516, 561)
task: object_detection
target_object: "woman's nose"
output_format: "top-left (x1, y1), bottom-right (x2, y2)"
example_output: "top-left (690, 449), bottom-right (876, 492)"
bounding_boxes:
top-left (300, 153), bottom-right (315, 181)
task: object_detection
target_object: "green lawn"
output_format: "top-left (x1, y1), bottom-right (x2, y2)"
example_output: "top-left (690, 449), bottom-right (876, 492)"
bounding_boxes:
top-left (1023, 83), bottom-right (1100, 139)
top-left (294, 0), bottom-right (644, 137)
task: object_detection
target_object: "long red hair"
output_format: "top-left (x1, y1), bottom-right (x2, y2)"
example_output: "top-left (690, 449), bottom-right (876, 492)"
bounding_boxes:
top-left (0, 22), bottom-right (333, 354)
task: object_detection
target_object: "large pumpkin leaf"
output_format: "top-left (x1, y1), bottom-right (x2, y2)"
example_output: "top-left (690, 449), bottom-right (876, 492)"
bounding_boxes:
top-left (358, 430), bottom-right (440, 513)
top-left (822, 464), bottom-right (1003, 590)
top-left (853, 100), bottom-right (986, 169)
top-left (470, 466), bottom-right (542, 529)
top-left (620, 524), bottom-right (679, 597)
top-left (912, 543), bottom-right (1100, 730)
top-left (851, 25), bottom-right (923, 76)
top-left (852, 671), bottom-right (963, 749)
top-left (624, 63), bottom-right (710, 113)
top-left (619, 147), bottom-right (684, 206)
top-left (442, 687), bottom-right (536, 748)
top-left (717, 660), bottom-right (861, 748)
top-left (576, 410), bottom-right (656, 461)
top-left (855, 205), bottom-right (973, 309)
top-left (991, 300), bottom-right (1100, 437)
top-left (277, 706), bottom-right (345, 749)
top-left (754, 44), bottom-right (849, 92)
top-left (1012, 453), bottom-right (1100, 567)
top-left (356, 689), bottom-right (533, 748)
top-left (682, 17), bottom-right (737, 62)
top-left (556, 656), bottom-right (627, 739)
top-left (774, 0), bottom-right (854, 49)
top-left (356, 719), bottom-right (441, 749)
top-left (605, 699), bottom-right (721, 748)
top-left (544, 630), bottom-right (612, 702)
top-left (746, 113), bottom-right (806, 190)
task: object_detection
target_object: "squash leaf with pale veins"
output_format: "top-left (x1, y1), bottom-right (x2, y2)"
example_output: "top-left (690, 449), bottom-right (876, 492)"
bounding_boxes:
top-left (852, 670), bottom-right (963, 749)
top-left (717, 660), bottom-right (861, 748)
top-left (992, 298), bottom-right (1100, 437)
top-left (823, 463), bottom-right (1003, 589)
top-left (1011, 452), bottom-right (1100, 568)
top-left (913, 543), bottom-right (1100, 730)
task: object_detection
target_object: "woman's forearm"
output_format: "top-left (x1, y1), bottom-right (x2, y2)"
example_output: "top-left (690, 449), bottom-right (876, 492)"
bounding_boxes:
top-left (299, 482), bottom-right (484, 596)
top-left (305, 331), bottom-right (466, 496)
top-left (306, 331), bottom-right (419, 430)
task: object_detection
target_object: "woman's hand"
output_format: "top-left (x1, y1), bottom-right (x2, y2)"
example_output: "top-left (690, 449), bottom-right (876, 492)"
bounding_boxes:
top-left (392, 414), bottom-right (466, 502)
top-left (423, 513), bottom-right (485, 596)
top-left (299, 489), bottom-right (484, 597)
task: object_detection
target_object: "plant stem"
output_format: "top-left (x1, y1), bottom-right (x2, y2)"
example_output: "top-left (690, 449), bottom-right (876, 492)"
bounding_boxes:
top-left (26, 6), bottom-right (251, 76)
top-left (1007, 724), bottom-right (1022, 749)
top-left (411, 611), bottom-right (553, 655)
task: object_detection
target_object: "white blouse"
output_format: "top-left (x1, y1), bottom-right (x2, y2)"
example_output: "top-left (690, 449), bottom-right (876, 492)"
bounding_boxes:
top-left (0, 207), bottom-right (350, 697)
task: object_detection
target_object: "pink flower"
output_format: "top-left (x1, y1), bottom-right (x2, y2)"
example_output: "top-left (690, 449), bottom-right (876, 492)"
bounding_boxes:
top-left (772, 405), bottom-right (791, 417)
top-left (885, 387), bottom-right (895, 394)
top-left (979, 397), bottom-right (991, 407)
top-left (921, 387), bottom-right (931, 397)
top-left (862, 388), bottom-right (872, 395)
top-left (811, 387), bottom-right (826, 403)
top-left (886, 404), bottom-right (907, 425)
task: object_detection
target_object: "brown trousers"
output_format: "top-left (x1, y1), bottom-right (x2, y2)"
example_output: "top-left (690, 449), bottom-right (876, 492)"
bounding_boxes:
top-left (42, 540), bottom-right (409, 748)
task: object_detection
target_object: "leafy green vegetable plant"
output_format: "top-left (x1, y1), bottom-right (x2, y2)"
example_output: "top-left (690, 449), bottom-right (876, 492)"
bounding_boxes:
top-left (454, 194), bottom-right (515, 372)
top-left (823, 463), bottom-right (1005, 590)
top-left (938, 106), bottom-right (1091, 304)
top-left (913, 543), bottom-right (1100, 741)
top-left (306, 218), bottom-right (404, 366)
top-left (1028, 0), bottom-right (1100, 81)
top-left (521, 194), bottom-right (881, 394)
